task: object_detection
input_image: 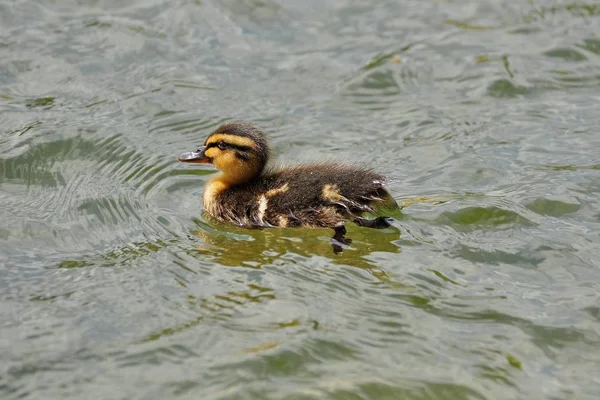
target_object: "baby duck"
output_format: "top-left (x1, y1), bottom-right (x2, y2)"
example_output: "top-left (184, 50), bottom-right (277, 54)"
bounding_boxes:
top-left (178, 121), bottom-right (398, 253)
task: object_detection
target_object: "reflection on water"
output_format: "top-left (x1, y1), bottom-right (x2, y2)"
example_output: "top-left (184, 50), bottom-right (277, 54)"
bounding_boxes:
top-left (192, 211), bottom-right (403, 268)
top-left (2, 0), bottom-right (600, 398)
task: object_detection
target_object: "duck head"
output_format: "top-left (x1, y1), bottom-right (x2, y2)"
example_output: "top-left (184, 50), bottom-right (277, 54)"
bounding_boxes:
top-left (178, 121), bottom-right (270, 185)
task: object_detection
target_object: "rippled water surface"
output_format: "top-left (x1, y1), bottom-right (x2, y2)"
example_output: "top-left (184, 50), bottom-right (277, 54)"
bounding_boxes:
top-left (2, 0), bottom-right (600, 398)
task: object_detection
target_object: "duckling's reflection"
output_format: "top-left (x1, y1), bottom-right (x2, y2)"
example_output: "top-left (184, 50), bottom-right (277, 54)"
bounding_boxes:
top-left (191, 212), bottom-right (403, 279)
top-left (141, 209), bottom-right (417, 343)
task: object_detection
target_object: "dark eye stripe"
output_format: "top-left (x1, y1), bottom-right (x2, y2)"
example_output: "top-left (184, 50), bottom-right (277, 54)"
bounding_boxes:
top-left (206, 142), bottom-right (251, 151)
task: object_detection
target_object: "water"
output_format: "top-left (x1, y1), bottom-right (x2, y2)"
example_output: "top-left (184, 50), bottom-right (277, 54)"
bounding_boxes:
top-left (1, 0), bottom-right (600, 398)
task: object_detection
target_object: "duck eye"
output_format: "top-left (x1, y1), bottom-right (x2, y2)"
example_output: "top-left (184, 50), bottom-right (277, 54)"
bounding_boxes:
top-left (217, 141), bottom-right (226, 150)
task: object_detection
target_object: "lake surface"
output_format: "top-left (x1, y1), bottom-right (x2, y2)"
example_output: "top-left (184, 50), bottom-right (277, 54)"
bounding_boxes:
top-left (1, 0), bottom-right (600, 399)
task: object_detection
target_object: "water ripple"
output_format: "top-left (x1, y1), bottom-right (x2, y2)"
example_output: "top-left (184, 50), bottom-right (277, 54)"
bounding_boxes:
top-left (2, 0), bottom-right (600, 399)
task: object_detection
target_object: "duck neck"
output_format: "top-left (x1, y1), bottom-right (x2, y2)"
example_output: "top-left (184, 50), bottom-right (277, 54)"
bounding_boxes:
top-left (203, 177), bottom-right (229, 217)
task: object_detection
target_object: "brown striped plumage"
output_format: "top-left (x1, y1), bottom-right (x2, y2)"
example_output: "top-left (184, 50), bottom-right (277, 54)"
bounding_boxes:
top-left (178, 121), bottom-right (399, 253)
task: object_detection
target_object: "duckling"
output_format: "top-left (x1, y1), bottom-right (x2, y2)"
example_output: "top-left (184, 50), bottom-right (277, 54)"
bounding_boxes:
top-left (178, 121), bottom-right (399, 253)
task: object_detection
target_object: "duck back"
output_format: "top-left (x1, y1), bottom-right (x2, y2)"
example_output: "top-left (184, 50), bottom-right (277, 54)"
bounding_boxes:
top-left (214, 162), bottom-right (397, 228)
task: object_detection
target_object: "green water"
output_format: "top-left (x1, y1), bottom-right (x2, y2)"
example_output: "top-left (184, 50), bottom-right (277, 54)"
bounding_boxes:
top-left (1, 0), bottom-right (600, 399)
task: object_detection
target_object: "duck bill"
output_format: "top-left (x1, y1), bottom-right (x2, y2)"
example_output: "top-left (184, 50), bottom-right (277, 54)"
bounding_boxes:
top-left (178, 147), bottom-right (211, 164)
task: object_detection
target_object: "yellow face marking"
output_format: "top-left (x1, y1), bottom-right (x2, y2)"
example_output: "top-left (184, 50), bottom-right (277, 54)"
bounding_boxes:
top-left (321, 184), bottom-right (344, 202)
top-left (204, 147), bottom-right (219, 159)
top-left (265, 183), bottom-right (289, 198)
top-left (203, 135), bottom-right (262, 184)
top-left (205, 134), bottom-right (256, 149)
top-left (211, 152), bottom-right (260, 185)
